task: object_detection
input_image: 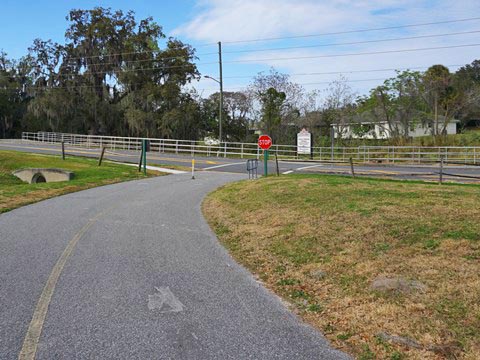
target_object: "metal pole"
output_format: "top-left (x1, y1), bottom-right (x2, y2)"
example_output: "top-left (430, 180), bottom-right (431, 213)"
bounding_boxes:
top-left (330, 126), bottom-right (334, 161)
top-left (142, 140), bottom-right (147, 175)
top-left (61, 141), bottom-right (65, 160)
top-left (264, 150), bottom-right (269, 177)
top-left (218, 41), bottom-right (223, 143)
top-left (349, 157), bottom-right (355, 178)
top-left (275, 152), bottom-right (280, 176)
top-left (138, 148), bottom-right (143, 172)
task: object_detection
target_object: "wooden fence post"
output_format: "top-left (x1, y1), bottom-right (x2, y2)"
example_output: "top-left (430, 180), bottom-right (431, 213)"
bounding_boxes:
top-left (439, 156), bottom-right (444, 184)
top-left (98, 146), bottom-right (106, 166)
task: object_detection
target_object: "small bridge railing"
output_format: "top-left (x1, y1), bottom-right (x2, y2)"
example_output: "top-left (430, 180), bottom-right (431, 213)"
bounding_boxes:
top-left (21, 131), bottom-right (480, 164)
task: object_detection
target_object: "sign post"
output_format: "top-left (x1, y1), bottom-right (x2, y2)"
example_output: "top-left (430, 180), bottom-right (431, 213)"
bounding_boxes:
top-left (264, 150), bottom-right (269, 176)
top-left (297, 128), bottom-right (312, 157)
top-left (258, 135), bottom-right (272, 177)
top-left (142, 139), bottom-right (147, 175)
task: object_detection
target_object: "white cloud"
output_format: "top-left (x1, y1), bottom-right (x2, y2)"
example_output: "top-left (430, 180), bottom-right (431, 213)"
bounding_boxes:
top-left (174, 0), bottom-right (480, 96)
top-left (174, 0), bottom-right (379, 42)
top-left (174, 0), bottom-right (480, 43)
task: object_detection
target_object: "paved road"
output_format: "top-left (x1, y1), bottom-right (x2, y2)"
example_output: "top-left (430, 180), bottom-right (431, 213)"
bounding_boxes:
top-left (1, 139), bottom-right (479, 183)
top-left (0, 171), bottom-right (349, 359)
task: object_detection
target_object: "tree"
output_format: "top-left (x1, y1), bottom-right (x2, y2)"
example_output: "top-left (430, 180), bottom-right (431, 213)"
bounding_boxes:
top-left (454, 60), bottom-right (480, 123)
top-left (420, 64), bottom-right (480, 136)
top-left (258, 87), bottom-right (286, 141)
top-left (248, 68), bottom-right (307, 143)
top-left (0, 52), bottom-right (30, 138)
top-left (203, 91), bottom-right (252, 141)
top-left (422, 65), bottom-right (451, 135)
top-left (455, 59), bottom-right (480, 88)
top-left (23, 7), bottom-right (199, 138)
top-left (321, 77), bottom-right (356, 139)
top-left (358, 71), bottom-right (423, 139)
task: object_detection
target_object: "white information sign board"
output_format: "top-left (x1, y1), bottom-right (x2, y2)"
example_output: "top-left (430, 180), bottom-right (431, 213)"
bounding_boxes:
top-left (297, 129), bottom-right (311, 155)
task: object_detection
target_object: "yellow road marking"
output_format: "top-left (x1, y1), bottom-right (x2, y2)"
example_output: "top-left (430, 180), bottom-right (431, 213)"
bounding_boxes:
top-left (364, 169), bottom-right (400, 175)
top-left (18, 210), bottom-right (107, 360)
top-left (305, 168), bottom-right (399, 176)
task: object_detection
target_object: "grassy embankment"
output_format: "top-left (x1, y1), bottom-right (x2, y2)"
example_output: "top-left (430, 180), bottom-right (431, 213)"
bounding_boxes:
top-left (0, 150), bottom-right (163, 213)
top-left (203, 175), bottom-right (480, 359)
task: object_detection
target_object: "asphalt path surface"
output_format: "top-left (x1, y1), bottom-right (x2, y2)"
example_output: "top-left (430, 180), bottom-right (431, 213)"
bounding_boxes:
top-left (1, 139), bottom-right (479, 183)
top-left (0, 170), bottom-right (350, 359)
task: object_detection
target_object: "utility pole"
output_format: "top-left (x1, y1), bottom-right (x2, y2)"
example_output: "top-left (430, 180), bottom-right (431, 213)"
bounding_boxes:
top-left (330, 126), bottom-right (335, 161)
top-left (218, 41), bottom-right (223, 143)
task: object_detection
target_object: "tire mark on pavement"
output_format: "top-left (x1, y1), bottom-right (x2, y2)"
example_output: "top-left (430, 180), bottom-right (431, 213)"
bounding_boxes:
top-left (18, 208), bottom-right (110, 360)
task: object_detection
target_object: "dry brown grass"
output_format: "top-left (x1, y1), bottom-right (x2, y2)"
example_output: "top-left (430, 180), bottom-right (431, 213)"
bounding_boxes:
top-left (203, 175), bottom-right (480, 359)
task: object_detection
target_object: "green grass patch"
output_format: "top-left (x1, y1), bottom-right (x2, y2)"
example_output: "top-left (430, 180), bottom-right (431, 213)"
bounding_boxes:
top-left (0, 150), bottom-right (163, 213)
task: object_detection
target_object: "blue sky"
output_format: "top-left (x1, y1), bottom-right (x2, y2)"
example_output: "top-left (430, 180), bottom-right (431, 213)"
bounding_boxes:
top-left (1, 0), bottom-right (479, 98)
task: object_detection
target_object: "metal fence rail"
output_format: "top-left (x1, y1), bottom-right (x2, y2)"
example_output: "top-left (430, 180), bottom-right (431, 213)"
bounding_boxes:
top-left (21, 131), bottom-right (480, 164)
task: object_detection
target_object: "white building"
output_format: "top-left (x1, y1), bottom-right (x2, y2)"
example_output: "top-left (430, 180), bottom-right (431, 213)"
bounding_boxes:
top-left (332, 119), bottom-right (459, 139)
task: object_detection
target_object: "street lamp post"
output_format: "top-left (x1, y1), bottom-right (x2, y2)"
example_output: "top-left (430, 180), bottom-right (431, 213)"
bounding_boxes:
top-left (204, 74), bottom-right (223, 144)
top-left (204, 42), bottom-right (223, 143)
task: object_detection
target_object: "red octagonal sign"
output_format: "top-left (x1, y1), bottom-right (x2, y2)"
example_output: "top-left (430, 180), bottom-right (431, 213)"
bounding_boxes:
top-left (258, 135), bottom-right (272, 150)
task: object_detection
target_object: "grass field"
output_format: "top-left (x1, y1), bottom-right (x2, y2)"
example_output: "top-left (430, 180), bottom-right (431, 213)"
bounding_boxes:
top-left (203, 175), bottom-right (480, 359)
top-left (0, 150), bottom-right (163, 213)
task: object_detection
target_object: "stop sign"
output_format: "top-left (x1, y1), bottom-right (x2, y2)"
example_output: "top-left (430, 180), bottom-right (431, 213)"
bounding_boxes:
top-left (258, 135), bottom-right (272, 150)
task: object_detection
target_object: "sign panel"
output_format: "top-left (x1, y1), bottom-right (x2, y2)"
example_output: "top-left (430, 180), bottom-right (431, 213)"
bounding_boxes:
top-left (297, 128), bottom-right (311, 155)
top-left (258, 135), bottom-right (272, 150)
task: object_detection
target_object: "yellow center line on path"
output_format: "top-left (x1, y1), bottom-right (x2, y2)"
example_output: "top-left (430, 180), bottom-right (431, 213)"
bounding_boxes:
top-left (18, 208), bottom-right (110, 360)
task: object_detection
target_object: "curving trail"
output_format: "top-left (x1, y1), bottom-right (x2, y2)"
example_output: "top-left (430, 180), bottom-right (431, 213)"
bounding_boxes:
top-left (0, 171), bottom-right (349, 359)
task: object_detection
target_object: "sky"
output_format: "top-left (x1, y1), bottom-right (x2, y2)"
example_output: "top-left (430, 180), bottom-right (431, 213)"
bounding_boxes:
top-left (1, 0), bottom-right (479, 99)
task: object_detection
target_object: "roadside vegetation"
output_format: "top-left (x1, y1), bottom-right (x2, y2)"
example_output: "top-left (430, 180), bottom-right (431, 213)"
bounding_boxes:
top-left (0, 150), bottom-right (162, 213)
top-left (324, 129), bottom-right (480, 148)
top-left (203, 175), bottom-right (480, 359)
top-left (1, 8), bottom-right (479, 147)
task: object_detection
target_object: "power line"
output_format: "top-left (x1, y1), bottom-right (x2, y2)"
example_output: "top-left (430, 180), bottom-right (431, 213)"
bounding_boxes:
top-left (32, 42), bottom-right (218, 64)
top-left (191, 77), bottom-right (410, 92)
top-left (39, 51), bottom-right (215, 72)
top-left (221, 17), bottom-right (480, 44)
top-left (47, 27), bottom-right (471, 71)
top-left (223, 43), bottom-right (480, 63)
top-left (11, 63), bottom-right (462, 93)
top-left (222, 30), bottom-right (480, 54)
top-left (30, 42), bottom-right (477, 79)
top-left (223, 64), bottom-right (463, 79)
top-left (16, 75), bottom-right (405, 93)
top-left (35, 61), bottom-right (217, 79)
top-left (22, 18), bottom-right (480, 69)
top-left (56, 50), bottom-right (218, 67)
top-left (22, 29), bottom-right (477, 71)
